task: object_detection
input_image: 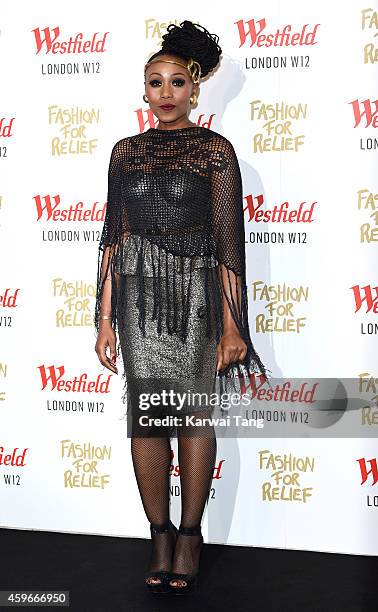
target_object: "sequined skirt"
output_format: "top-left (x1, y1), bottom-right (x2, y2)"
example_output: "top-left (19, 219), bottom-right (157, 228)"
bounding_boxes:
top-left (116, 239), bottom-right (219, 438)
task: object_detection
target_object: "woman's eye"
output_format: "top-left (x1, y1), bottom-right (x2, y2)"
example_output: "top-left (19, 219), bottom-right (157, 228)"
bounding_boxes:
top-left (148, 79), bottom-right (185, 87)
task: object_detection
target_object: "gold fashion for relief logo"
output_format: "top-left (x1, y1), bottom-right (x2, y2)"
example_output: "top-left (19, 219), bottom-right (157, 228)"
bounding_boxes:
top-left (358, 188), bottom-right (378, 242)
top-left (52, 278), bottom-right (96, 327)
top-left (361, 8), bottom-right (378, 64)
top-left (60, 440), bottom-right (111, 489)
top-left (252, 282), bottom-right (308, 333)
top-left (359, 372), bottom-right (378, 426)
top-left (48, 105), bottom-right (100, 155)
top-left (259, 449), bottom-right (314, 503)
top-left (250, 101), bottom-right (307, 152)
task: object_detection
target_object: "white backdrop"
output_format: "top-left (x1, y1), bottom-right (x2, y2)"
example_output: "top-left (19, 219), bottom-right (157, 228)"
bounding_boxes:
top-left (1, 1), bottom-right (377, 556)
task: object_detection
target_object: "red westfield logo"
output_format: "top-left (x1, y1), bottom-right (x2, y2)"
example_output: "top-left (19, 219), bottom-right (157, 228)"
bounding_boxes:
top-left (235, 18), bottom-right (320, 47)
top-left (31, 27), bottom-right (109, 54)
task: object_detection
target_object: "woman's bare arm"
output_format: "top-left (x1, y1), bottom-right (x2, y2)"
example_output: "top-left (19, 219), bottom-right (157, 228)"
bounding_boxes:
top-left (95, 246), bottom-right (118, 373)
top-left (216, 263), bottom-right (247, 371)
top-left (98, 245), bottom-right (113, 319)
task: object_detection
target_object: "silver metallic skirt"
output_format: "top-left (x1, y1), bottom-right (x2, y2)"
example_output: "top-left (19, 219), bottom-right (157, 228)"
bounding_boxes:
top-left (116, 236), bottom-right (219, 437)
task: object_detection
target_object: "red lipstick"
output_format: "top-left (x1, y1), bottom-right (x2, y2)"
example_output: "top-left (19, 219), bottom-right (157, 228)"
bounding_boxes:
top-left (160, 104), bottom-right (175, 111)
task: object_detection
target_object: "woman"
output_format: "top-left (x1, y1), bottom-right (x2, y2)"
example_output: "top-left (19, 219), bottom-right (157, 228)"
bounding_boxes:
top-left (94, 20), bottom-right (270, 595)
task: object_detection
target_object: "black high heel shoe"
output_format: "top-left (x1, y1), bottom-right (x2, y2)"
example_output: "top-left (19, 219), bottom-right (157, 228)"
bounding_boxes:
top-left (168, 524), bottom-right (203, 595)
top-left (144, 519), bottom-right (178, 594)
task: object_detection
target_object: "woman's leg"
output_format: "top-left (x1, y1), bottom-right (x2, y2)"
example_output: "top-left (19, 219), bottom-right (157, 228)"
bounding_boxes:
top-left (131, 436), bottom-right (173, 583)
top-left (170, 413), bottom-right (217, 584)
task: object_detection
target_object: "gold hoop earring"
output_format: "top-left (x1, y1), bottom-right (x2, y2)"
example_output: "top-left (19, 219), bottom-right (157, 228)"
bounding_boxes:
top-left (190, 93), bottom-right (197, 106)
top-left (143, 94), bottom-right (148, 103)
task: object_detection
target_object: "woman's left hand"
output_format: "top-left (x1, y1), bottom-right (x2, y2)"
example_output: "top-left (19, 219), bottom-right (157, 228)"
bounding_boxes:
top-left (216, 330), bottom-right (247, 371)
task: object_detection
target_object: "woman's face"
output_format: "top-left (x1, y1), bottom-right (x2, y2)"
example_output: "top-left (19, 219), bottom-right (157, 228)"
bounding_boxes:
top-left (144, 55), bottom-right (198, 126)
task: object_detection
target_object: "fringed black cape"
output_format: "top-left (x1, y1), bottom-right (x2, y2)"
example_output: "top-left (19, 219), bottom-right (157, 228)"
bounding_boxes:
top-left (94, 125), bottom-right (271, 402)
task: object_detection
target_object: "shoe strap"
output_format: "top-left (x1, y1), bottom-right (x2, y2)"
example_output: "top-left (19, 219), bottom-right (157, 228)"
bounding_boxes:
top-left (150, 519), bottom-right (174, 534)
top-left (178, 524), bottom-right (202, 536)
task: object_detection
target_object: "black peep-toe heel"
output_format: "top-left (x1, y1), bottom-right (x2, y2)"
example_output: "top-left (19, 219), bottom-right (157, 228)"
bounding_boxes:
top-left (144, 519), bottom-right (178, 594)
top-left (168, 524), bottom-right (203, 595)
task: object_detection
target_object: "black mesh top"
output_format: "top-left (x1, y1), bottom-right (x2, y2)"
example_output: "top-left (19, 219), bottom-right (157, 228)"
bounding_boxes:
top-left (94, 125), bottom-right (271, 393)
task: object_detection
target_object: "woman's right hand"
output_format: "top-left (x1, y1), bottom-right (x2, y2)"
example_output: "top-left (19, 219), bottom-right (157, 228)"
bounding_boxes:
top-left (95, 321), bottom-right (118, 374)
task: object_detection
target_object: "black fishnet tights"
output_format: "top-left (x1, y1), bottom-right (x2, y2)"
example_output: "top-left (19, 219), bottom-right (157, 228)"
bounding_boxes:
top-left (131, 413), bottom-right (216, 586)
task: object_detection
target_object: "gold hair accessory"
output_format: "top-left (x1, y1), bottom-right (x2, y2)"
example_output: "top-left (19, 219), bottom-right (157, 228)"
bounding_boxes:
top-left (144, 57), bottom-right (202, 84)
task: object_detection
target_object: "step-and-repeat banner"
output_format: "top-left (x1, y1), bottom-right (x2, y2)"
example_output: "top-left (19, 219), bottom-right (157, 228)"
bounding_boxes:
top-left (1, 2), bottom-right (377, 556)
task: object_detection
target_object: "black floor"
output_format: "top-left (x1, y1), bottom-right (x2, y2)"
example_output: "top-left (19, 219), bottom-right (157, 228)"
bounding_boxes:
top-left (1, 527), bottom-right (377, 611)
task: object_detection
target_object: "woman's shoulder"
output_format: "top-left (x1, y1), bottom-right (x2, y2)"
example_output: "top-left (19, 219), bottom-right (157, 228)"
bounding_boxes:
top-left (109, 136), bottom-right (130, 159)
top-left (200, 128), bottom-right (238, 167)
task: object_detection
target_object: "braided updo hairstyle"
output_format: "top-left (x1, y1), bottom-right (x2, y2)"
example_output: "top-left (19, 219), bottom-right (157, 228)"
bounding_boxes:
top-left (146, 20), bottom-right (222, 80)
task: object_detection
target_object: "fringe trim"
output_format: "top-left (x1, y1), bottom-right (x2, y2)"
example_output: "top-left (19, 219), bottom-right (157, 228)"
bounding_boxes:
top-left (94, 233), bottom-right (272, 415)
